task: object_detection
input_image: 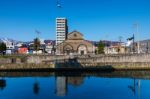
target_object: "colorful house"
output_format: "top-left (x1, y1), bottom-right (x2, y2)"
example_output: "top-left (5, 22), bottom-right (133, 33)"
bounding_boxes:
top-left (18, 47), bottom-right (28, 54)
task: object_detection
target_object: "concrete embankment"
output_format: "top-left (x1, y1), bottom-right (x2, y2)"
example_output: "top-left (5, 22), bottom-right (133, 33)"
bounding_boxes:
top-left (1, 54), bottom-right (150, 70)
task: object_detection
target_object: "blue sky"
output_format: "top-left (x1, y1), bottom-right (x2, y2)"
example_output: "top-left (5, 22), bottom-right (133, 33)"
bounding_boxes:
top-left (0, 0), bottom-right (150, 41)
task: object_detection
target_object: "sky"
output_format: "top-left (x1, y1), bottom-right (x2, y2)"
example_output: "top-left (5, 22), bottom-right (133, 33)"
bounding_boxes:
top-left (0, 0), bottom-right (150, 41)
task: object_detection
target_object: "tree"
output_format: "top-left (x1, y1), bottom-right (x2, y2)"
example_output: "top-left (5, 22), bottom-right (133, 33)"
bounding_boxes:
top-left (98, 41), bottom-right (105, 54)
top-left (33, 38), bottom-right (41, 53)
top-left (0, 42), bottom-right (6, 55)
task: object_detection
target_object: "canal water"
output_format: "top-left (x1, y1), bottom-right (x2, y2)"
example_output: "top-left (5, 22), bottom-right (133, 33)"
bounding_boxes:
top-left (0, 71), bottom-right (150, 99)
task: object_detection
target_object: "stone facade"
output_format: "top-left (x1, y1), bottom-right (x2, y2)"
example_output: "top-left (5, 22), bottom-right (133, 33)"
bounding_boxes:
top-left (104, 45), bottom-right (126, 54)
top-left (56, 30), bottom-right (95, 55)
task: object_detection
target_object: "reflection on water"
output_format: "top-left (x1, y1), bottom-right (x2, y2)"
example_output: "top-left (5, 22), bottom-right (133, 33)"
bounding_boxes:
top-left (33, 78), bottom-right (40, 95)
top-left (55, 76), bottom-right (85, 96)
top-left (0, 71), bottom-right (150, 99)
top-left (55, 77), bottom-right (67, 96)
top-left (128, 79), bottom-right (141, 98)
top-left (0, 79), bottom-right (6, 90)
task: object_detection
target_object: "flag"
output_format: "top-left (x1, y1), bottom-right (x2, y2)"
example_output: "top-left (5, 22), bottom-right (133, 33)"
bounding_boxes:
top-left (127, 34), bottom-right (134, 41)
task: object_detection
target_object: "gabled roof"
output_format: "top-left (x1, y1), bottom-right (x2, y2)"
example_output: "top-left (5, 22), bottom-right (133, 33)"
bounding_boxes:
top-left (67, 30), bottom-right (84, 40)
top-left (68, 30), bottom-right (83, 36)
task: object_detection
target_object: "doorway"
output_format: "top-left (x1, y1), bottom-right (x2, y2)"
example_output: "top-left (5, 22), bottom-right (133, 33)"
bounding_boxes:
top-left (81, 50), bottom-right (84, 55)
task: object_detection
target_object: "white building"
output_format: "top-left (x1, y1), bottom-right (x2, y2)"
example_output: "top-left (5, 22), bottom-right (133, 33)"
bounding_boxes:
top-left (1, 38), bottom-right (15, 54)
top-left (2, 38), bottom-right (15, 49)
top-left (56, 18), bottom-right (68, 45)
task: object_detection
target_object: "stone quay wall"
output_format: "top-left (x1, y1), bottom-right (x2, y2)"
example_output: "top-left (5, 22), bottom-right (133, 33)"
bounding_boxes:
top-left (77, 54), bottom-right (150, 63)
top-left (75, 54), bottom-right (150, 69)
top-left (1, 54), bottom-right (150, 70)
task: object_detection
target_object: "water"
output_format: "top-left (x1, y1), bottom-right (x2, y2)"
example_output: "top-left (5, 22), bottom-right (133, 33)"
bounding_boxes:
top-left (0, 71), bottom-right (150, 99)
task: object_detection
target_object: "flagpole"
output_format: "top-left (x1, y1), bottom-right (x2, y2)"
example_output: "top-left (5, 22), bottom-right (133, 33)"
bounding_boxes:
top-left (137, 24), bottom-right (140, 54)
top-left (134, 23), bottom-right (140, 54)
top-left (133, 34), bottom-right (135, 53)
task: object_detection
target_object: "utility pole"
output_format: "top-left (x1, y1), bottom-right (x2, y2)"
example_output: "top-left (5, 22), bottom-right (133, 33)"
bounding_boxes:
top-left (146, 42), bottom-right (149, 53)
top-left (118, 36), bottom-right (123, 54)
top-left (35, 30), bottom-right (41, 39)
top-left (119, 36), bottom-right (123, 45)
top-left (105, 35), bottom-right (109, 54)
top-left (133, 34), bottom-right (135, 53)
